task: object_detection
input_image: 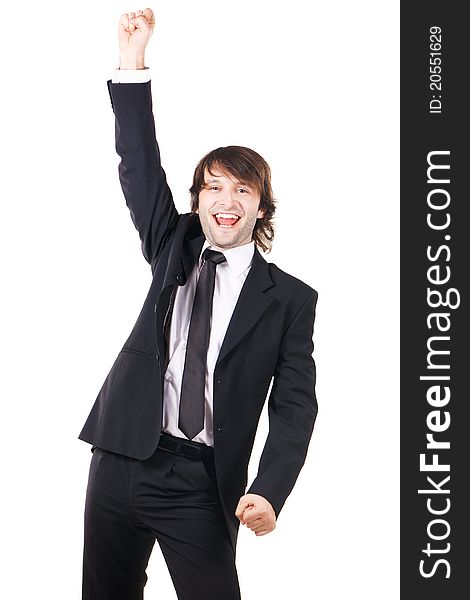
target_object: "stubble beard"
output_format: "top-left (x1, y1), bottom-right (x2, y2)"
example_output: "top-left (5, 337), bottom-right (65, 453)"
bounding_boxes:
top-left (200, 213), bottom-right (257, 250)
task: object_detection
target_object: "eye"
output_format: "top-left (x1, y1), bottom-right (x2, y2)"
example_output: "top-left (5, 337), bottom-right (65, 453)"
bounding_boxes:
top-left (237, 187), bottom-right (249, 194)
top-left (207, 185), bottom-right (219, 191)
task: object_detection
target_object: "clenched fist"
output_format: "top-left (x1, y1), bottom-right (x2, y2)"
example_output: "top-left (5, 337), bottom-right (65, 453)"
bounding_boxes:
top-left (235, 493), bottom-right (277, 536)
top-left (118, 8), bottom-right (155, 69)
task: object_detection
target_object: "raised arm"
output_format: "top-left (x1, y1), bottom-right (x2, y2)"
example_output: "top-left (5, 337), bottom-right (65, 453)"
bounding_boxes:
top-left (108, 8), bottom-right (179, 266)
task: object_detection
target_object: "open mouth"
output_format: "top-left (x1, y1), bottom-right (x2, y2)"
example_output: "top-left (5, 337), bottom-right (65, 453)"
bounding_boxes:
top-left (212, 212), bottom-right (241, 228)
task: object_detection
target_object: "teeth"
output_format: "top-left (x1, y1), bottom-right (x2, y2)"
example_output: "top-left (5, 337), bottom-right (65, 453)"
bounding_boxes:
top-left (215, 213), bottom-right (240, 219)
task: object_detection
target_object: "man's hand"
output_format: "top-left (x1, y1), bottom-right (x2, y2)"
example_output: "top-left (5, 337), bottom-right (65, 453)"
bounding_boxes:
top-left (118, 8), bottom-right (155, 69)
top-left (235, 493), bottom-right (276, 536)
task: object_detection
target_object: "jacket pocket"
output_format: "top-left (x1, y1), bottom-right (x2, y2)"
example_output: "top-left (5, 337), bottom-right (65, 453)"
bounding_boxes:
top-left (121, 347), bottom-right (154, 358)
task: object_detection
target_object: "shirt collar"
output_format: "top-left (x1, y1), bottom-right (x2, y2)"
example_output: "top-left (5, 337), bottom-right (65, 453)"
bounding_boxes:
top-left (199, 240), bottom-right (255, 278)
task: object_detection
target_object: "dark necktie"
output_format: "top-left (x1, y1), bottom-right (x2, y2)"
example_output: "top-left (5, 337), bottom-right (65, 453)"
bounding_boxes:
top-left (178, 248), bottom-right (227, 439)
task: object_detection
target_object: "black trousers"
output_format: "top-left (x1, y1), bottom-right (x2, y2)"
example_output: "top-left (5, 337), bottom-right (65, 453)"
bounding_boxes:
top-left (82, 446), bottom-right (241, 600)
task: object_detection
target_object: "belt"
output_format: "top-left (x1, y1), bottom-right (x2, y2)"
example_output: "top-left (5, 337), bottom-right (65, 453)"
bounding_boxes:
top-left (157, 432), bottom-right (214, 461)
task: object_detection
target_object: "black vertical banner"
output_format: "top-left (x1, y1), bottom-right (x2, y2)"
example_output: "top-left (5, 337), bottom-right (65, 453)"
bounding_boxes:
top-left (401, 3), bottom-right (469, 599)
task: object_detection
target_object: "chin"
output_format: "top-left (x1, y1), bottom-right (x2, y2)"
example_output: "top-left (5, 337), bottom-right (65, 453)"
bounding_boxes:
top-left (205, 229), bottom-right (234, 247)
top-left (211, 239), bottom-right (236, 250)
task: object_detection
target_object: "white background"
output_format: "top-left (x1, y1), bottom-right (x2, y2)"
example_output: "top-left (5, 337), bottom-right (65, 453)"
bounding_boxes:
top-left (0, 0), bottom-right (399, 598)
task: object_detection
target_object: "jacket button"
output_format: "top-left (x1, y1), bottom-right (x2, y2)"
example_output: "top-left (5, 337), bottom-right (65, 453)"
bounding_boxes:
top-left (176, 274), bottom-right (184, 284)
top-left (217, 425), bottom-right (225, 432)
top-left (217, 380), bottom-right (222, 384)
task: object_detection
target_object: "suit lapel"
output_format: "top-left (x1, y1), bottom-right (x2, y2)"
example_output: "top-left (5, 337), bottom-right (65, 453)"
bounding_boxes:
top-left (156, 213), bottom-right (204, 359)
top-left (216, 247), bottom-right (274, 365)
top-left (162, 213), bottom-right (204, 289)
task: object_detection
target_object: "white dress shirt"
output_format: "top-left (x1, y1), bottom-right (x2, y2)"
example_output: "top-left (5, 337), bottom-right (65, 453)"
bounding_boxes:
top-left (111, 67), bottom-right (152, 84)
top-left (163, 241), bottom-right (255, 446)
top-left (111, 67), bottom-right (255, 446)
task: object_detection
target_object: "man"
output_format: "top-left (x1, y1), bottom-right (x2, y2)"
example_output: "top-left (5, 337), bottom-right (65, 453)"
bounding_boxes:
top-left (79, 8), bottom-right (318, 600)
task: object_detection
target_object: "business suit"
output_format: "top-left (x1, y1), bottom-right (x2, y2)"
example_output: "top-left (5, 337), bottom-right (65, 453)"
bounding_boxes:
top-left (79, 79), bottom-right (318, 589)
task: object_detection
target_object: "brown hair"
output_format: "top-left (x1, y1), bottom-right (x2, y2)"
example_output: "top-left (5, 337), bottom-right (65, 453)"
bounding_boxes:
top-left (189, 146), bottom-right (276, 253)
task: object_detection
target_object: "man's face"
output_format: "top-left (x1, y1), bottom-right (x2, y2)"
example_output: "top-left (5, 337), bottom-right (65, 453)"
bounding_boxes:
top-left (196, 168), bottom-right (265, 250)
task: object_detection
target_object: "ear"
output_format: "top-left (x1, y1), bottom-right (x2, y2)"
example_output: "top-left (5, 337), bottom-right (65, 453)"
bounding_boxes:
top-left (195, 207), bottom-right (199, 214)
top-left (257, 208), bottom-right (265, 219)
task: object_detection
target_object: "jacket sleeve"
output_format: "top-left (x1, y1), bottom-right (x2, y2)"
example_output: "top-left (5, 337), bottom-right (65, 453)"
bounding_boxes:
top-left (246, 289), bottom-right (318, 517)
top-left (107, 80), bottom-right (179, 265)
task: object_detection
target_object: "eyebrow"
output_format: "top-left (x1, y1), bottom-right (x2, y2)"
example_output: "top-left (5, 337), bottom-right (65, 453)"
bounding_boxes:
top-left (204, 177), bottom-right (252, 188)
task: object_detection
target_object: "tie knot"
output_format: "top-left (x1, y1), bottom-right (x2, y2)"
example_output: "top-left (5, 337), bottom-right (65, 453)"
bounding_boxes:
top-left (202, 248), bottom-right (227, 266)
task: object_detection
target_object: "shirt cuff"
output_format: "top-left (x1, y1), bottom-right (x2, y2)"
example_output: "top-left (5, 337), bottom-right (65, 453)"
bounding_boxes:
top-left (111, 67), bottom-right (151, 84)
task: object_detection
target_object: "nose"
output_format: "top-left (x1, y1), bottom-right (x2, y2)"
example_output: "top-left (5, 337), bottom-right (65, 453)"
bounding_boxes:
top-left (219, 190), bottom-right (236, 209)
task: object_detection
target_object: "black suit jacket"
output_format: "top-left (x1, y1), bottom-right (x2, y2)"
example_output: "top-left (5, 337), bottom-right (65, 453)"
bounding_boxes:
top-left (79, 80), bottom-right (318, 552)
